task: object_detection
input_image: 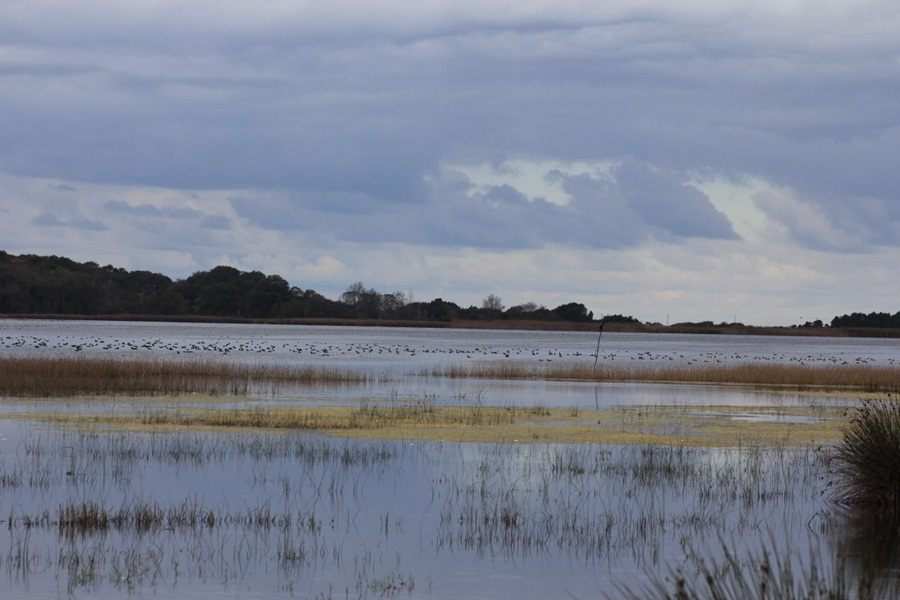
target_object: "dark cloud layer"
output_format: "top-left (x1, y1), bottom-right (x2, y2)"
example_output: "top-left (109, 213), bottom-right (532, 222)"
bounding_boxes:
top-left (231, 161), bottom-right (736, 249)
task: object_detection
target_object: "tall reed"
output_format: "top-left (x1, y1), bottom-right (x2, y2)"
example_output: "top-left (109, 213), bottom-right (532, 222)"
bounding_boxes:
top-left (0, 356), bottom-right (370, 397)
top-left (434, 363), bottom-right (900, 391)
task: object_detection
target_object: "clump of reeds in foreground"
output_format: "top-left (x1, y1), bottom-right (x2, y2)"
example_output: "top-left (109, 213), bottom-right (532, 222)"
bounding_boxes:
top-left (833, 399), bottom-right (900, 512)
top-left (0, 356), bottom-right (371, 397)
top-left (616, 537), bottom-right (887, 600)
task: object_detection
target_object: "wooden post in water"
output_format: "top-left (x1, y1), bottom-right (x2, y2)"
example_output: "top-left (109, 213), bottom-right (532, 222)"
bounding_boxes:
top-left (592, 321), bottom-right (604, 370)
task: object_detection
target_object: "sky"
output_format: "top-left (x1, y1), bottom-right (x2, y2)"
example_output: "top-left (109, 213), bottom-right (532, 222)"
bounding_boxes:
top-left (1, 1), bottom-right (899, 324)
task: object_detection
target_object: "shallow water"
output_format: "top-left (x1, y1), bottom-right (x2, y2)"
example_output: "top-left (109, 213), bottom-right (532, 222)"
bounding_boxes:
top-left (0, 421), bottom-right (841, 599)
top-left (0, 378), bottom-right (854, 422)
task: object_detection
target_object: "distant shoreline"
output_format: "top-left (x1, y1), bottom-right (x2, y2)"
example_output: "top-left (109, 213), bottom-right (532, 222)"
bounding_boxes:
top-left (2, 313), bottom-right (900, 338)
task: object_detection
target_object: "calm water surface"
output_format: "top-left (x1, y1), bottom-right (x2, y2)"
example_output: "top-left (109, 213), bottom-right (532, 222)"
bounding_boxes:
top-left (2, 319), bottom-right (899, 372)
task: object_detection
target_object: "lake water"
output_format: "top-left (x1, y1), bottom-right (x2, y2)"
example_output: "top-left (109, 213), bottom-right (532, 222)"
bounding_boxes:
top-left (0, 319), bottom-right (895, 598)
top-left (2, 319), bottom-right (899, 372)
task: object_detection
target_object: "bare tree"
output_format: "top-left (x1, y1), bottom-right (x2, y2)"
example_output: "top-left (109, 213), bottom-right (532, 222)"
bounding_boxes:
top-left (482, 294), bottom-right (504, 312)
top-left (382, 291), bottom-right (407, 313)
top-left (341, 281), bottom-right (367, 306)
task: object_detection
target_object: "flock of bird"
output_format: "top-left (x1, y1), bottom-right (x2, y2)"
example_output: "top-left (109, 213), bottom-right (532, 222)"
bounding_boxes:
top-left (0, 333), bottom-right (896, 368)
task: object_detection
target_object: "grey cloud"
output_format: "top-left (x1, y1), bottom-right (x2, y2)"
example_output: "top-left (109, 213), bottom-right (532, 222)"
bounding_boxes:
top-left (613, 162), bottom-right (737, 240)
top-left (0, 61), bottom-right (100, 78)
top-left (104, 200), bottom-right (204, 219)
top-left (544, 169), bottom-right (566, 185)
top-left (231, 164), bottom-right (735, 249)
top-left (104, 200), bottom-right (231, 229)
top-left (200, 215), bottom-right (231, 230)
top-left (143, 75), bottom-right (287, 92)
top-left (32, 212), bottom-right (107, 231)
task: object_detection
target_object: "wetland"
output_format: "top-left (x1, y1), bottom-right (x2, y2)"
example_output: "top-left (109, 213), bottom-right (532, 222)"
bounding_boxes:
top-left (0, 319), bottom-right (899, 598)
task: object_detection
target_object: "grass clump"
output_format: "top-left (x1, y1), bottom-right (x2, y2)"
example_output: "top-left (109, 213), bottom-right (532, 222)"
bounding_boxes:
top-left (833, 399), bottom-right (900, 511)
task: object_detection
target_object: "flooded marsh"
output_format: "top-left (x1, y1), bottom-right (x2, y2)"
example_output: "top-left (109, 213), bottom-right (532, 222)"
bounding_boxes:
top-left (0, 423), bottom-right (861, 599)
top-left (0, 320), bottom-right (898, 597)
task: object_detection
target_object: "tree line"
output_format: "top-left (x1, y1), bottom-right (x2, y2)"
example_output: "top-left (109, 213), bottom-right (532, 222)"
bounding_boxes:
top-left (830, 312), bottom-right (900, 329)
top-left (0, 251), bottom-right (610, 323)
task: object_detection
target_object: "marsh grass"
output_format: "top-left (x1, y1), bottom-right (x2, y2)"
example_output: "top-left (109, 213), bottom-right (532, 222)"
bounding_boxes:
top-left (833, 399), bottom-right (900, 512)
top-left (54, 500), bottom-right (316, 537)
top-left (57, 500), bottom-right (221, 537)
top-left (24, 402), bottom-right (846, 446)
top-left (0, 356), bottom-right (370, 397)
top-left (0, 427), bottom-right (834, 596)
top-left (434, 363), bottom-right (900, 392)
top-left (5, 355), bottom-right (900, 400)
top-left (436, 445), bottom-right (827, 561)
top-left (617, 536), bottom-right (894, 600)
top-left (44, 402), bottom-right (553, 432)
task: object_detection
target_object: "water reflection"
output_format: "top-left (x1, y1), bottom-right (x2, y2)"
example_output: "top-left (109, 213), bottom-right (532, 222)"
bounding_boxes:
top-left (0, 378), bottom-right (857, 420)
top-left (832, 509), bottom-right (900, 582)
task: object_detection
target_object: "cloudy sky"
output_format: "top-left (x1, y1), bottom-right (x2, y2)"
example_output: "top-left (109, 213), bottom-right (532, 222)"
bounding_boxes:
top-left (2, 1), bottom-right (899, 324)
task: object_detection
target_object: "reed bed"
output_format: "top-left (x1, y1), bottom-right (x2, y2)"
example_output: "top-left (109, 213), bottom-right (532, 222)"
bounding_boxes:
top-left (0, 356), bottom-right (370, 397)
top-left (433, 362), bottom-right (900, 392)
top-left (55, 500), bottom-right (308, 537)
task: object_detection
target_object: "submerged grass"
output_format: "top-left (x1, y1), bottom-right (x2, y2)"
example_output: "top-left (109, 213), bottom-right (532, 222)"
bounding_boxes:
top-left (617, 535), bottom-right (895, 600)
top-left (0, 425), bottom-right (844, 595)
top-left (0, 356), bottom-right (370, 397)
top-left (55, 499), bottom-right (301, 537)
top-left (434, 362), bottom-right (900, 392)
top-left (24, 402), bottom-right (848, 447)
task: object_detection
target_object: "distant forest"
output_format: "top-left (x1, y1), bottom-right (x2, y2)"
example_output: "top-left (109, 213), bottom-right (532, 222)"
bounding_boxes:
top-left (829, 312), bottom-right (900, 329)
top-left (4, 251), bottom-right (892, 329)
top-left (0, 251), bottom-right (627, 324)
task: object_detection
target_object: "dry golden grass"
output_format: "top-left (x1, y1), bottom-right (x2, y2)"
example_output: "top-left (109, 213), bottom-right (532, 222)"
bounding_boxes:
top-left (26, 403), bottom-right (848, 447)
top-left (433, 362), bottom-right (900, 392)
top-left (0, 356), bottom-right (370, 397)
top-left (5, 355), bottom-right (897, 399)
